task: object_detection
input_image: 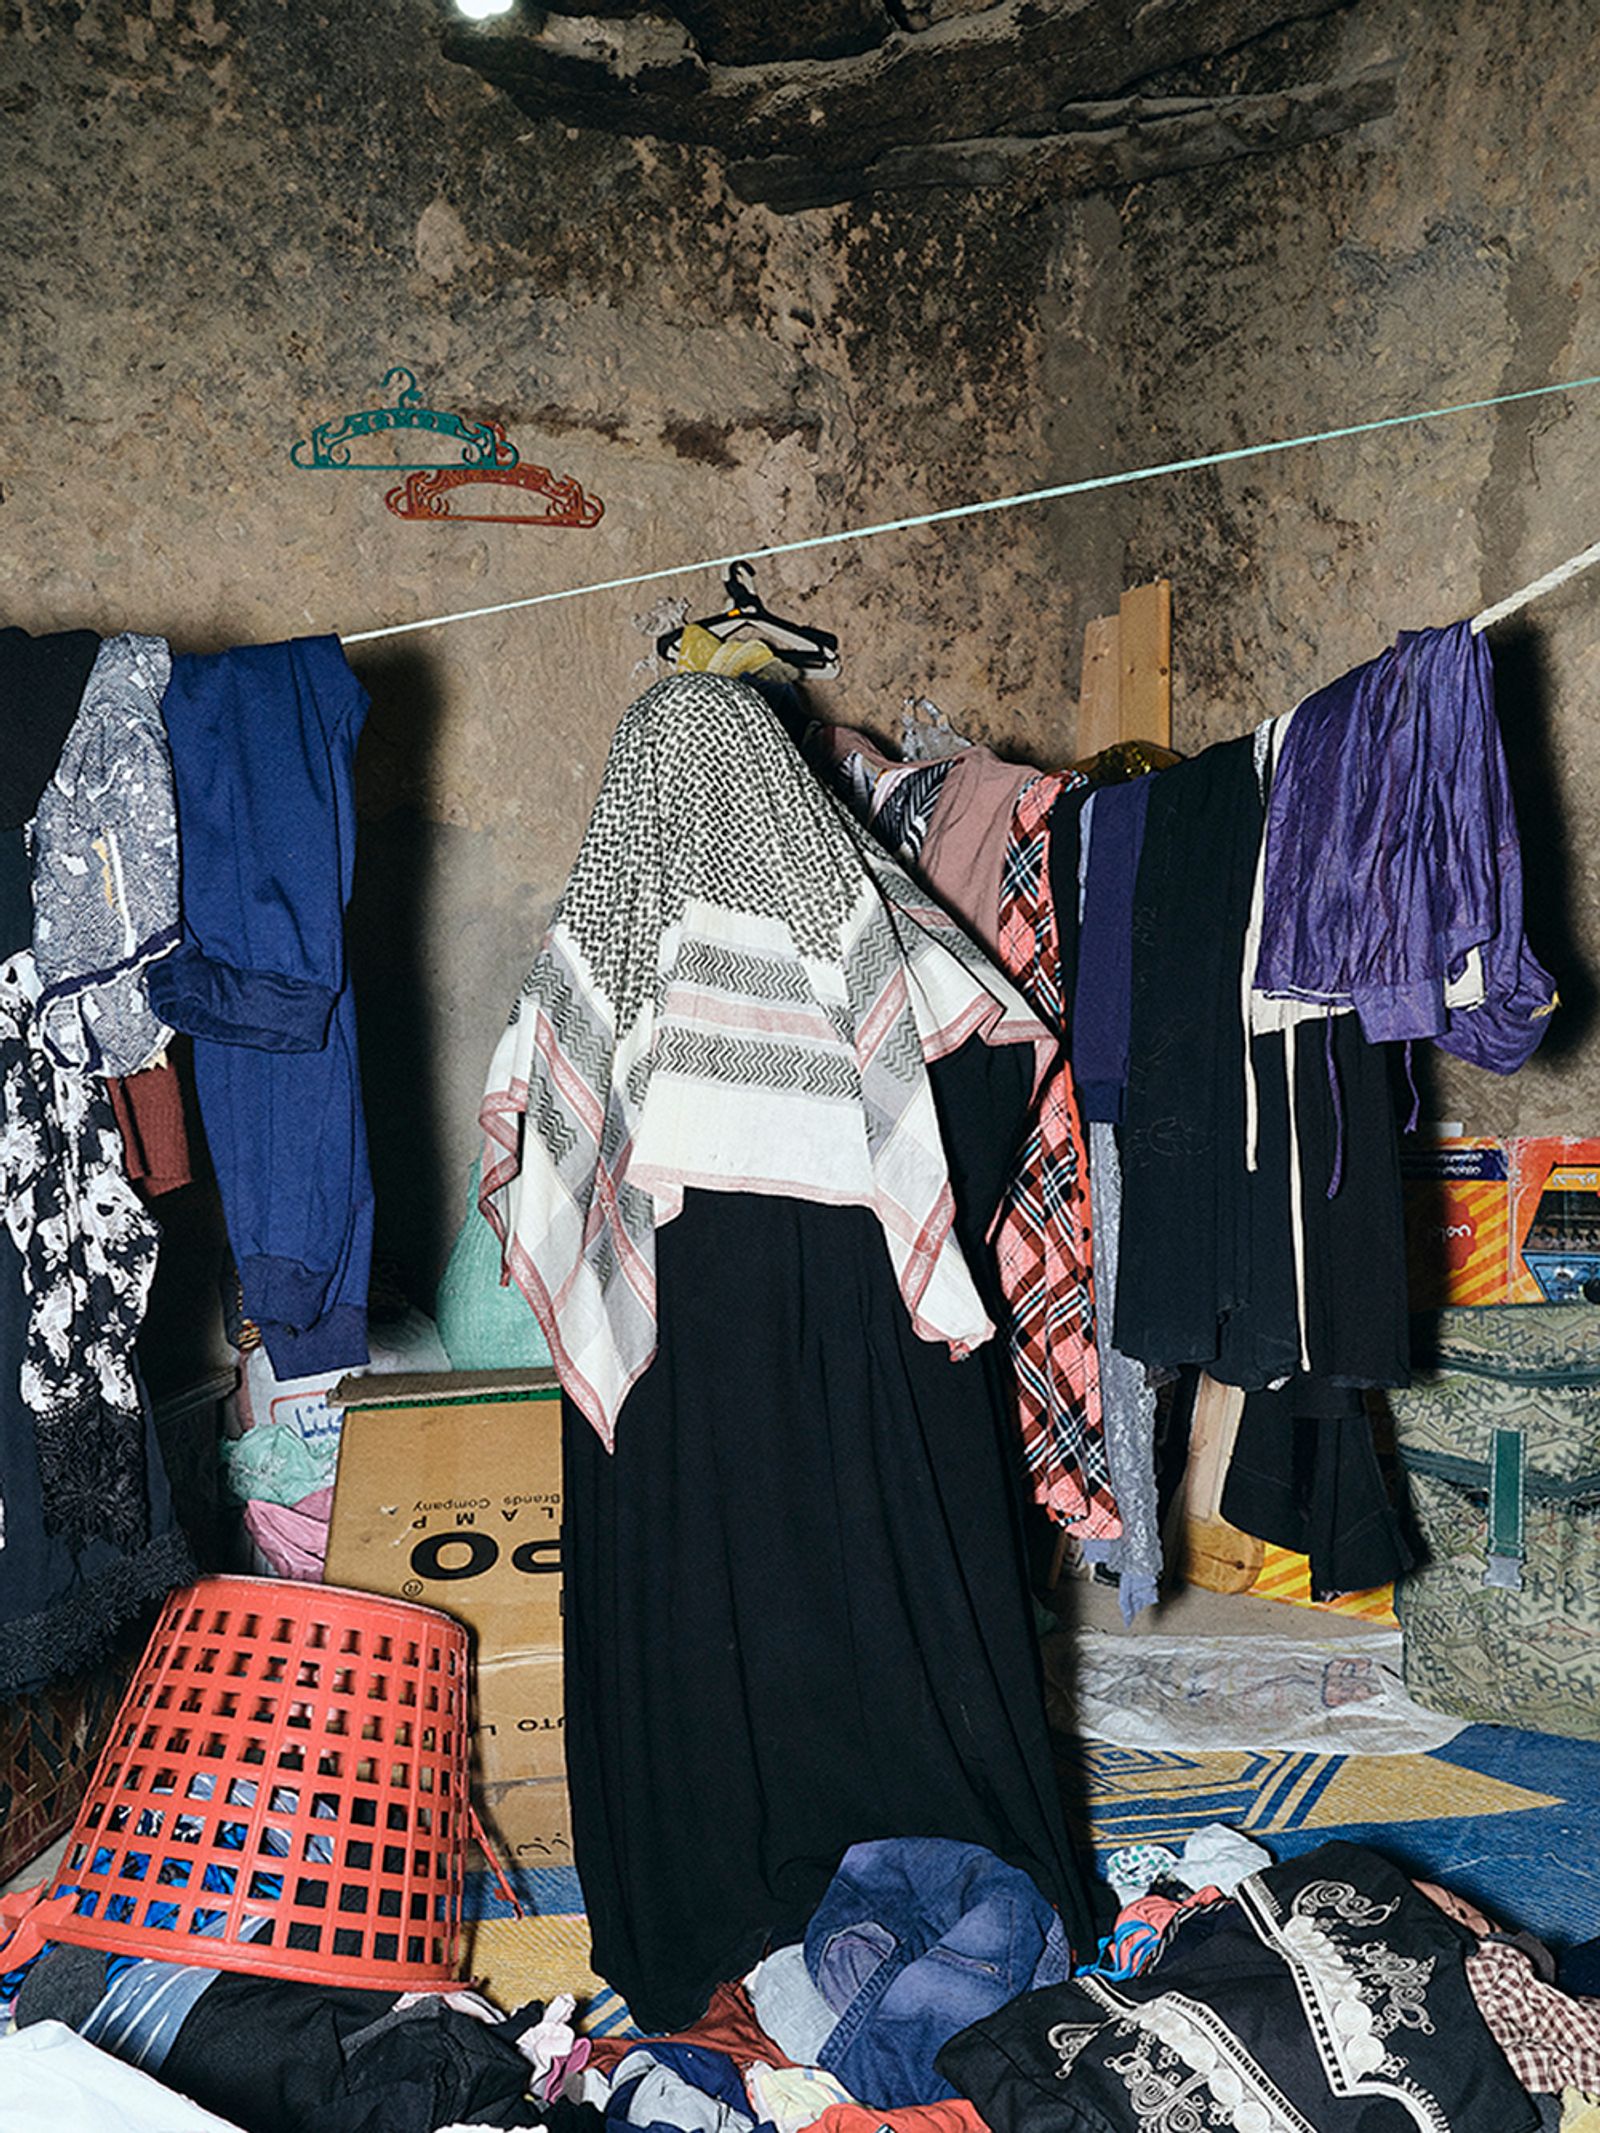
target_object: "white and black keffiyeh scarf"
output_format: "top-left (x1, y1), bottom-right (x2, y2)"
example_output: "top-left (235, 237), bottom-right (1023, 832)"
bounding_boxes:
top-left (479, 673), bottom-right (1051, 1447)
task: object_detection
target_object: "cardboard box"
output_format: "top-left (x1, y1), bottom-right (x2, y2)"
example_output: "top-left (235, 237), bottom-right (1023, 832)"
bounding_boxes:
top-left (1400, 1138), bottom-right (1511, 1308)
top-left (477, 1649), bottom-right (565, 1784)
top-left (325, 1369), bottom-right (567, 1795)
top-left (1511, 1139), bottom-right (1600, 1303)
top-left (476, 1775), bottom-right (574, 1868)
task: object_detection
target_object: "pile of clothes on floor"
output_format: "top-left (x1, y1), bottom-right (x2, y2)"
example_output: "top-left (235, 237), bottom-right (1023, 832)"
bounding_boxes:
top-left (10, 1831), bottom-right (1600, 2133)
top-left (0, 1941), bottom-right (596, 2130)
top-left (592, 1836), bottom-right (1600, 2133)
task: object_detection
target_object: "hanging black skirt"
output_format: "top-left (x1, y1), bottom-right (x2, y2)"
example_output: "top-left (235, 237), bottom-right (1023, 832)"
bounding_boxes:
top-left (560, 1038), bottom-right (1094, 2031)
top-left (1113, 737), bottom-right (1407, 1391)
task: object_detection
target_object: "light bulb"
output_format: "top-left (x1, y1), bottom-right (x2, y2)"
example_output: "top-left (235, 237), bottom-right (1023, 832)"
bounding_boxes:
top-left (456, 0), bottom-right (514, 18)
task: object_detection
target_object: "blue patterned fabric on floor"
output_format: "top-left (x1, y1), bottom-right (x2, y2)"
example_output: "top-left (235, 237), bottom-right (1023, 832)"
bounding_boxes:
top-left (459, 1720), bottom-right (1600, 2026)
top-left (461, 1864), bottom-right (638, 2035)
top-left (463, 1864), bottom-right (586, 1923)
top-left (1066, 1721), bottom-right (1600, 1945)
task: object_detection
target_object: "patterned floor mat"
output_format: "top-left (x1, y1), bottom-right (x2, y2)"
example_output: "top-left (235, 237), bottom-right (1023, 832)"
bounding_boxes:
top-left (462, 1865), bottom-right (635, 2035)
top-left (1063, 1721), bottom-right (1600, 1944)
top-left (459, 1719), bottom-right (1600, 2030)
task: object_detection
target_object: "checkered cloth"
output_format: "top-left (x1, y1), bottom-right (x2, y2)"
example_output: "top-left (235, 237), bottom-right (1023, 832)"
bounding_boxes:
top-left (992, 775), bottom-right (1118, 1535)
top-left (1468, 1936), bottom-right (1600, 2095)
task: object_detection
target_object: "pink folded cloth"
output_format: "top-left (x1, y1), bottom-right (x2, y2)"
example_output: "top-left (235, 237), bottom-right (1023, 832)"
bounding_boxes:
top-left (242, 1493), bottom-right (330, 1580)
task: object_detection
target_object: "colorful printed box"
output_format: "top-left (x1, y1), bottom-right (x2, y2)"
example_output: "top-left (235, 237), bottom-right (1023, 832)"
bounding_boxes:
top-left (1511, 1139), bottom-right (1600, 1304)
top-left (1400, 1138), bottom-right (1512, 1309)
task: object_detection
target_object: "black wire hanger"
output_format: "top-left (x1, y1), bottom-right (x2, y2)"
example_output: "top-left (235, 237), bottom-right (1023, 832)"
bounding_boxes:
top-left (657, 561), bottom-right (841, 676)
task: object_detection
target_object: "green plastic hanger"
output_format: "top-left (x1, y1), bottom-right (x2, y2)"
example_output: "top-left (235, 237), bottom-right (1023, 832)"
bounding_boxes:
top-left (290, 367), bottom-right (519, 472)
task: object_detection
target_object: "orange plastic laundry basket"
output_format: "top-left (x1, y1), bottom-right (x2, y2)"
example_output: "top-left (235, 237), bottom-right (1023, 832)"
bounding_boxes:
top-left (16, 1577), bottom-right (481, 1990)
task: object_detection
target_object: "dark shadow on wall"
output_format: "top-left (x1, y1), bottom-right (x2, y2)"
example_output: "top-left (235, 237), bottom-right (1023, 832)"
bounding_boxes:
top-left (1492, 620), bottom-right (1596, 1062)
top-left (347, 644), bottom-right (447, 1312)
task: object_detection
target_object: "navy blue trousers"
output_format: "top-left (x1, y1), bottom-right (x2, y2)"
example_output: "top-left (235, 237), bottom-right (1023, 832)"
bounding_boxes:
top-left (149, 636), bottom-right (372, 1374)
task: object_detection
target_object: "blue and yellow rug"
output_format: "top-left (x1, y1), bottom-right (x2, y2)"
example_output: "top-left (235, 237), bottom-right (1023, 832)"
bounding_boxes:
top-left (1063, 1722), bottom-right (1600, 1945)
top-left (460, 1721), bottom-right (1600, 2028)
top-left (461, 1864), bottom-right (636, 2035)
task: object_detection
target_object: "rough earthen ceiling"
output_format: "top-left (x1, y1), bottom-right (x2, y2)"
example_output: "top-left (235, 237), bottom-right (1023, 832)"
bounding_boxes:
top-left (440, 0), bottom-right (1396, 210)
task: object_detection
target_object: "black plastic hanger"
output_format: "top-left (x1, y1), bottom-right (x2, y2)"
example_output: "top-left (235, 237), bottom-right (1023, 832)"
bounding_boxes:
top-left (657, 561), bottom-right (841, 676)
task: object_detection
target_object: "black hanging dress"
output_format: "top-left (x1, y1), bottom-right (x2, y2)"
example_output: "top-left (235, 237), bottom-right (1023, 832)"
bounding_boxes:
top-left (563, 1037), bottom-right (1091, 2031)
top-left (476, 674), bottom-right (1094, 2032)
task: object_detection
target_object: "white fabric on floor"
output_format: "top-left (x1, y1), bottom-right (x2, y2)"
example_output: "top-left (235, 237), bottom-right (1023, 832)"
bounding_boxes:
top-left (1172, 1823), bottom-right (1274, 1893)
top-left (1050, 1628), bottom-right (1465, 1755)
top-left (0, 2020), bottom-right (247, 2132)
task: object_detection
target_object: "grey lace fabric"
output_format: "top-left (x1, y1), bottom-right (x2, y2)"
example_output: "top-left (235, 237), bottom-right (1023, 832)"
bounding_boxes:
top-left (1087, 1118), bottom-right (1163, 1619)
top-left (0, 948), bottom-right (159, 1550)
top-left (1074, 806), bottom-right (1160, 1617)
top-left (31, 630), bottom-right (180, 1077)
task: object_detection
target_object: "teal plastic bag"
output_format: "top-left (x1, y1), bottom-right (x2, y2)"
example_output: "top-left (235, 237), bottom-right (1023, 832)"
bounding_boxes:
top-left (434, 1158), bottom-right (554, 1371)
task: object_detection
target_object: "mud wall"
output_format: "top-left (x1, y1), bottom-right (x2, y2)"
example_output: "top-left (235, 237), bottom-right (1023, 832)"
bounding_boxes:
top-left (2, 0), bottom-right (1595, 1302)
top-left (1099, 1), bottom-right (1600, 1134)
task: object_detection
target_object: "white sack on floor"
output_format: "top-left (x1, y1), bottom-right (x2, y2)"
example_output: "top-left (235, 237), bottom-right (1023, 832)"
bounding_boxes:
top-left (0, 2020), bottom-right (248, 2132)
top-left (1046, 1628), bottom-right (1465, 1756)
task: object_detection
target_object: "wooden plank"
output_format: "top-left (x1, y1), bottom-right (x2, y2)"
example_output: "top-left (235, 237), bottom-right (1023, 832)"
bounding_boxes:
top-left (1183, 1372), bottom-right (1245, 1522)
top-left (1118, 577), bottom-right (1172, 749)
top-left (1075, 611), bottom-right (1121, 760)
top-left (1184, 1512), bottom-right (1265, 1595)
top-left (1179, 1371), bottom-right (1264, 1594)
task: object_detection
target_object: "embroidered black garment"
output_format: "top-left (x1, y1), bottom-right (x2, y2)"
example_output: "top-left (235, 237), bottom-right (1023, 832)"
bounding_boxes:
top-left (0, 840), bottom-right (189, 1696)
top-left (0, 947), bottom-right (159, 1551)
top-left (939, 1841), bottom-right (1538, 2133)
top-left (0, 1101), bottom-right (191, 1697)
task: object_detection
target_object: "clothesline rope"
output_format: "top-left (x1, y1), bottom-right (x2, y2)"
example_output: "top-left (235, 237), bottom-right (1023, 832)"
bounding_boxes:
top-left (340, 370), bottom-right (1600, 648)
top-left (1471, 534), bottom-right (1600, 633)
